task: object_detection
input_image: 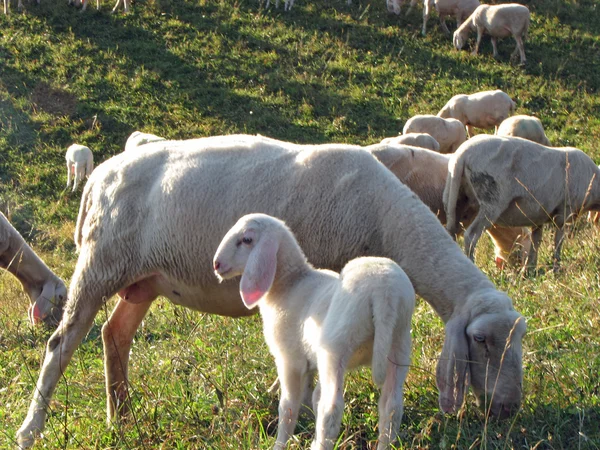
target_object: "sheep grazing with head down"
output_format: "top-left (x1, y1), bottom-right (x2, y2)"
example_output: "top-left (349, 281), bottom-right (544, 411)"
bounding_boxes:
top-left (453, 3), bottom-right (530, 64)
top-left (380, 132), bottom-right (440, 151)
top-left (214, 213), bottom-right (415, 450)
top-left (496, 115), bottom-right (551, 146)
top-left (421, 0), bottom-right (480, 36)
top-left (402, 114), bottom-right (467, 153)
top-left (65, 144), bottom-right (94, 192)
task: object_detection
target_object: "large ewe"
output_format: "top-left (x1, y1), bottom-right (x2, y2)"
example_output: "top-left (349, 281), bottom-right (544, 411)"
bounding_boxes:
top-left (65, 144), bottom-right (94, 191)
top-left (444, 135), bottom-right (600, 271)
top-left (380, 132), bottom-right (440, 151)
top-left (214, 213), bottom-right (415, 450)
top-left (368, 144), bottom-right (531, 268)
top-left (17, 135), bottom-right (526, 448)
top-left (421, 0), bottom-right (480, 36)
top-left (453, 3), bottom-right (530, 64)
top-left (402, 114), bottom-right (467, 153)
top-left (438, 89), bottom-right (516, 137)
top-left (123, 130), bottom-right (166, 152)
top-left (0, 212), bottom-right (66, 326)
top-left (496, 115), bottom-right (551, 146)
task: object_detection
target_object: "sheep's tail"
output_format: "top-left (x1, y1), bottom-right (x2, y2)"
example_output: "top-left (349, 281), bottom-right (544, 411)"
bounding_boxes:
top-left (443, 152), bottom-right (465, 237)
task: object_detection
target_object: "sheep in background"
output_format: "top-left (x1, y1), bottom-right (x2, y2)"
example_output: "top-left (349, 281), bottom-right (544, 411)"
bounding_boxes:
top-left (368, 144), bottom-right (531, 268)
top-left (403, 114), bottom-right (467, 153)
top-left (17, 135), bottom-right (526, 448)
top-left (214, 213), bottom-right (414, 450)
top-left (3, 0), bottom-right (25, 14)
top-left (71, 0), bottom-right (130, 13)
top-left (444, 135), bottom-right (600, 271)
top-left (453, 3), bottom-right (530, 65)
top-left (0, 212), bottom-right (66, 326)
top-left (496, 115), bottom-right (551, 146)
top-left (438, 89), bottom-right (516, 137)
top-left (421, 0), bottom-right (480, 37)
top-left (124, 131), bottom-right (166, 152)
top-left (380, 133), bottom-right (440, 151)
top-left (65, 144), bottom-right (94, 192)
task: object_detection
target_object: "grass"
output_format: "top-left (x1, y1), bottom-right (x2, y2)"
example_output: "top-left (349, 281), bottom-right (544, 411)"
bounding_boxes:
top-left (1, 0), bottom-right (599, 448)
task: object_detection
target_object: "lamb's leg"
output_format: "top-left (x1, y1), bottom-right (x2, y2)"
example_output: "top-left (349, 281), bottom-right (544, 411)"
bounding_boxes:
top-left (312, 352), bottom-right (345, 450)
top-left (491, 36), bottom-right (499, 58)
top-left (274, 365), bottom-right (305, 449)
top-left (66, 163), bottom-right (72, 188)
top-left (472, 26), bottom-right (483, 55)
top-left (526, 225), bottom-right (543, 273)
top-left (73, 162), bottom-right (84, 191)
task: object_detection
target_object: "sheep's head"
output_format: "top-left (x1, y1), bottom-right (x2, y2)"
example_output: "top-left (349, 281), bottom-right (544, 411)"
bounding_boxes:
top-left (28, 279), bottom-right (67, 328)
top-left (453, 30), bottom-right (467, 50)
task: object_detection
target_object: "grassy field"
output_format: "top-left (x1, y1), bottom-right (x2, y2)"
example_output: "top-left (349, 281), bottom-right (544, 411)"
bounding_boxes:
top-left (1, 0), bottom-right (599, 448)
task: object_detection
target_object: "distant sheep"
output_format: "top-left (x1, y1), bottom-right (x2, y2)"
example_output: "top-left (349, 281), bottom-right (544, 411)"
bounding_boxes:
top-left (380, 133), bottom-right (440, 151)
top-left (438, 89), bottom-right (516, 137)
top-left (65, 144), bottom-right (94, 192)
top-left (214, 213), bottom-right (414, 450)
top-left (403, 114), bottom-right (467, 153)
top-left (124, 131), bottom-right (167, 152)
top-left (422, 0), bottom-right (480, 36)
top-left (444, 135), bottom-right (600, 271)
top-left (3, 0), bottom-right (26, 14)
top-left (71, 0), bottom-right (130, 12)
top-left (453, 3), bottom-right (530, 64)
top-left (496, 115), bottom-right (550, 146)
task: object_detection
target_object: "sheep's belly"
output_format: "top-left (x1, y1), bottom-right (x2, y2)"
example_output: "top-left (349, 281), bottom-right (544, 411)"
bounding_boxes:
top-left (347, 341), bottom-right (374, 370)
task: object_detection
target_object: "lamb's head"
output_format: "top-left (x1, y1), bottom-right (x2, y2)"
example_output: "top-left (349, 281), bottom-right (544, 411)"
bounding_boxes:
top-left (27, 278), bottom-right (67, 327)
top-left (437, 290), bottom-right (526, 418)
top-left (213, 213), bottom-right (286, 310)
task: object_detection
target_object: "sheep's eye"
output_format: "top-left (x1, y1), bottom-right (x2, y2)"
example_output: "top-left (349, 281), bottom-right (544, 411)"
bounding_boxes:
top-left (242, 237), bottom-right (253, 245)
top-left (473, 334), bottom-right (485, 343)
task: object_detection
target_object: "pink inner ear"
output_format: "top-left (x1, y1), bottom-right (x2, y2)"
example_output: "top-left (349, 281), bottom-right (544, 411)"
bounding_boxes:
top-left (30, 302), bottom-right (43, 325)
top-left (239, 237), bottom-right (278, 310)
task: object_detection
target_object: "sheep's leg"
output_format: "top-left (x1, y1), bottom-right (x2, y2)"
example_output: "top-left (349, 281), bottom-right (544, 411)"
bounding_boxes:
top-left (81, 0), bottom-right (87, 11)
top-left (421, 0), bottom-right (432, 36)
top-left (406, 0), bottom-right (417, 16)
top-left (466, 124), bottom-right (474, 138)
top-left (18, 0), bottom-right (23, 10)
top-left (4, 0), bottom-right (8, 15)
top-left (491, 36), bottom-right (499, 58)
top-left (472, 26), bottom-right (483, 55)
top-left (387, 0), bottom-right (401, 15)
top-left (274, 366), bottom-right (304, 449)
top-left (66, 163), bottom-right (72, 188)
top-left (439, 14), bottom-right (451, 35)
top-left (73, 162), bottom-right (84, 191)
top-left (526, 225), bottom-right (543, 273)
top-left (464, 208), bottom-right (498, 261)
top-left (512, 35), bottom-right (526, 64)
top-left (103, 298), bottom-right (154, 423)
top-left (552, 223), bottom-right (566, 272)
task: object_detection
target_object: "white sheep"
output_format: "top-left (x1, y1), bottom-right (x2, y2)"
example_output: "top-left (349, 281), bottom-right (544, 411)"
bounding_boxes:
top-left (124, 131), bottom-right (167, 152)
top-left (0, 212), bottom-right (66, 326)
top-left (421, 0), bottom-right (480, 37)
top-left (65, 144), bottom-right (94, 192)
top-left (496, 115), bottom-right (551, 146)
top-left (69, 0), bottom-right (130, 13)
top-left (17, 134), bottom-right (526, 448)
top-left (402, 114), bottom-right (467, 153)
top-left (213, 213), bottom-right (415, 450)
top-left (444, 135), bottom-right (600, 271)
top-left (380, 132), bottom-right (440, 151)
top-left (453, 3), bottom-right (530, 65)
top-left (438, 89), bottom-right (516, 137)
top-left (368, 144), bottom-right (531, 268)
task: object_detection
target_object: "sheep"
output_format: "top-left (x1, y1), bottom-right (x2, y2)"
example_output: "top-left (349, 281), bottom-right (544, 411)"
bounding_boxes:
top-left (124, 131), bottom-right (167, 152)
top-left (444, 135), bottom-right (600, 271)
top-left (402, 114), bottom-right (467, 153)
top-left (421, 0), bottom-right (480, 37)
top-left (380, 133), bottom-right (440, 151)
top-left (17, 134), bottom-right (526, 448)
top-left (438, 89), bottom-right (516, 137)
top-left (368, 144), bottom-right (531, 268)
top-left (213, 213), bottom-right (415, 450)
top-left (496, 115), bottom-right (551, 146)
top-left (65, 144), bottom-right (94, 192)
top-left (453, 3), bottom-right (530, 65)
top-left (69, 0), bottom-right (130, 13)
top-left (0, 212), bottom-right (66, 326)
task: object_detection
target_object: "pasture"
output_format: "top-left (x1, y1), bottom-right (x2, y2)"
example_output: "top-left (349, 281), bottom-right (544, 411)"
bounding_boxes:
top-left (1, 0), bottom-right (599, 448)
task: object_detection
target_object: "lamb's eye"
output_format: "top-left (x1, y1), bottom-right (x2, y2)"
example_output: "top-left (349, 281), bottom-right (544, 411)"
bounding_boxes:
top-left (242, 237), bottom-right (253, 245)
top-left (473, 334), bottom-right (485, 343)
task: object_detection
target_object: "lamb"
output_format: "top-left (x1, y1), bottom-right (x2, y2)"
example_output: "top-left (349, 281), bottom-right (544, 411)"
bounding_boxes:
top-left (124, 131), bottom-right (167, 152)
top-left (65, 143), bottom-right (94, 191)
top-left (438, 89), bottom-right (516, 137)
top-left (213, 213), bottom-right (415, 450)
top-left (444, 135), bottom-right (600, 271)
top-left (453, 3), bottom-right (530, 65)
top-left (17, 134), bottom-right (526, 448)
top-left (421, 0), bottom-right (480, 37)
top-left (0, 212), bottom-right (66, 326)
top-left (496, 115), bottom-right (551, 146)
top-left (380, 132), bottom-right (440, 151)
top-left (402, 114), bottom-right (467, 153)
top-left (368, 144), bottom-right (531, 268)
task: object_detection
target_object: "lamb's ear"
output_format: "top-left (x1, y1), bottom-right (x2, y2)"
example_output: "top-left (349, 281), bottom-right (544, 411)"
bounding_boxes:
top-left (436, 313), bottom-right (470, 414)
top-left (240, 237), bottom-right (279, 309)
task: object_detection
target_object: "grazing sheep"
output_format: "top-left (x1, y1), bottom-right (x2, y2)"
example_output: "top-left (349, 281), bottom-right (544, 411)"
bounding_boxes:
top-left (17, 135), bottom-right (526, 448)
top-left (444, 135), bottom-right (600, 271)
top-left (368, 144), bottom-right (531, 268)
top-left (403, 114), bottom-right (467, 153)
top-left (496, 115), bottom-right (551, 146)
top-left (214, 213), bottom-right (415, 450)
top-left (65, 144), bottom-right (94, 192)
top-left (422, 0), bottom-right (480, 36)
top-left (380, 133), bottom-right (440, 151)
top-left (438, 89), bottom-right (516, 137)
top-left (124, 131), bottom-right (167, 152)
top-left (453, 3), bottom-right (530, 64)
top-left (0, 212), bottom-right (66, 326)
top-left (3, 0), bottom-right (24, 14)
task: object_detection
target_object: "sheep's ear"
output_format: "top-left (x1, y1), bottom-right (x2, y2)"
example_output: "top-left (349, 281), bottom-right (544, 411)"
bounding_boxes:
top-left (240, 236), bottom-right (279, 309)
top-left (436, 314), bottom-right (470, 414)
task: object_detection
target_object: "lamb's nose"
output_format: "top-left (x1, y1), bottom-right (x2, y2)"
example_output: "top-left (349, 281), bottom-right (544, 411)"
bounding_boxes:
top-left (214, 261), bottom-right (221, 271)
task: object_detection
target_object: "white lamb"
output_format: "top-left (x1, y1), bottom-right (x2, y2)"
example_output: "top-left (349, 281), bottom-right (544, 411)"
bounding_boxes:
top-left (214, 213), bottom-right (415, 450)
top-left (72, 0), bottom-right (130, 13)
top-left (453, 3), bottom-right (530, 65)
top-left (421, 0), bottom-right (480, 36)
top-left (124, 131), bottom-right (166, 152)
top-left (444, 135), bottom-right (600, 271)
top-left (438, 89), bottom-right (516, 137)
top-left (402, 114), bottom-right (467, 153)
top-left (380, 132), bottom-right (440, 151)
top-left (496, 115), bottom-right (551, 146)
top-left (65, 144), bottom-right (94, 191)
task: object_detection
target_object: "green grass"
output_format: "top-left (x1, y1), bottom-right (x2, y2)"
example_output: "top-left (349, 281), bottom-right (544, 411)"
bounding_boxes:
top-left (1, 0), bottom-right (600, 448)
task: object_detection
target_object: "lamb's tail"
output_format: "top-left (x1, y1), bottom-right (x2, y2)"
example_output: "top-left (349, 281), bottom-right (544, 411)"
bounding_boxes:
top-left (443, 152), bottom-right (466, 238)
